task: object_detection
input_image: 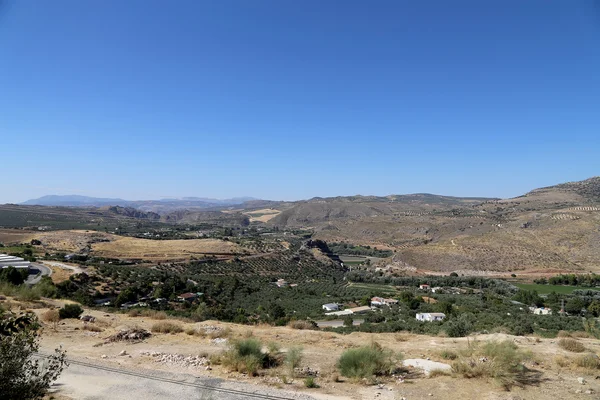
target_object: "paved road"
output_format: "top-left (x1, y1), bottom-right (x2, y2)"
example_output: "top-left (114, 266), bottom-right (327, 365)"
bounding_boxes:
top-left (26, 262), bottom-right (52, 285)
top-left (46, 355), bottom-right (318, 400)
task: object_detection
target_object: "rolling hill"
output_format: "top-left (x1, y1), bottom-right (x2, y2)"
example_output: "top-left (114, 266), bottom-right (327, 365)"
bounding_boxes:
top-left (269, 177), bottom-right (600, 273)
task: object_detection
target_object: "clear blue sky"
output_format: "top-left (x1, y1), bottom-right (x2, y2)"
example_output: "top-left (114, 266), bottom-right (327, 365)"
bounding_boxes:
top-left (1, 1), bottom-right (599, 203)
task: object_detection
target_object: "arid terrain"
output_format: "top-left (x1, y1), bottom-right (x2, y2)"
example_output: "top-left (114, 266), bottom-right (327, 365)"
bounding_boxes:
top-left (1, 297), bottom-right (596, 400)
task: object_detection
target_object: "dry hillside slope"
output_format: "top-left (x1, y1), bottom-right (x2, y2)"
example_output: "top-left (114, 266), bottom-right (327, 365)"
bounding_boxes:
top-left (270, 177), bottom-right (600, 273)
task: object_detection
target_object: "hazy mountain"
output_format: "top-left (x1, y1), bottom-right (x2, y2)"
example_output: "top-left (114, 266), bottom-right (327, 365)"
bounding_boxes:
top-left (21, 195), bottom-right (127, 207)
top-left (20, 195), bottom-right (258, 211)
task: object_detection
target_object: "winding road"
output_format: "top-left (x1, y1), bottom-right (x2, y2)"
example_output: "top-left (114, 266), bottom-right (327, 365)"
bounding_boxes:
top-left (26, 262), bottom-right (52, 285)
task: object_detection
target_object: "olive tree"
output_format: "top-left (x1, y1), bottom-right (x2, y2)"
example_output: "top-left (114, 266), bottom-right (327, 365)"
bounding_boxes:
top-left (0, 312), bottom-right (67, 400)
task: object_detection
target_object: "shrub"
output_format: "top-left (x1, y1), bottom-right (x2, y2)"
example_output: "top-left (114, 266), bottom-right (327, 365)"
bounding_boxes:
top-left (151, 321), bottom-right (183, 334)
top-left (304, 377), bottom-right (319, 388)
top-left (41, 310), bottom-right (60, 330)
top-left (288, 320), bottom-right (317, 330)
top-left (128, 309), bottom-right (141, 317)
top-left (58, 304), bottom-right (83, 319)
top-left (440, 350), bottom-right (458, 360)
top-left (554, 355), bottom-right (571, 368)
top-left (83, 324), bottom-right (103, 333)
top-left (285, 347), bottom-right (303, 377)
top-left (207, 327), bottom-right (231, 339)
top-left (429, 369), bottom-right (451, 378)
top-left (0, 312), bottom-right (67, 399)
top-left (451, 340), bottom-right (537, 390)
top-left (185, 327), bottom-right (196, 336)
top-left (558, 338), bottom-right (586, 353)
top-left (574, 353), bottom-right (600, 370)
top-left (337, 342), bottom-right (397, 380)
top-left (221, 338), bottom-right (270, 376)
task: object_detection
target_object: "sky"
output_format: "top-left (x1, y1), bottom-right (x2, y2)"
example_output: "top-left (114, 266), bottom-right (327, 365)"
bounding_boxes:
top-left (1, 1), bottom-right (599, 203)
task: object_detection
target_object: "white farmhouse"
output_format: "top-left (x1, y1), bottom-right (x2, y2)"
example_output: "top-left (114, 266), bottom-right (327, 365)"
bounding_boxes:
top-left (416, 312), bottom-right (446, 322)
top-left (529, 307), bottom-right (552, 315)
top-left (322, 303), bottom-right (340, 312)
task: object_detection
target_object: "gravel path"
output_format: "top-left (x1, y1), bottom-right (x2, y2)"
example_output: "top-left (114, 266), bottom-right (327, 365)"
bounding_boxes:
top-left (49, 355), bottom-right (319, 400)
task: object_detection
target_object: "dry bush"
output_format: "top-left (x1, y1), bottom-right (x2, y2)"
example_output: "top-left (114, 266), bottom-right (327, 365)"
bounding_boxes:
top-left (185, 327), bottom-right (196, 336)
top-left (395, 333), bottom-right (410, 342)
top-left (128, 309), bottom-right (141, 317)
top-left (571, 331), bottom-right (590, 339)
top-left (429, 369), bottom-right (451, 378)
top-left (558, 338), bottom-right (586, 353)
top-left (129, 309), bottom-right (167, 320)
top-left (208, 327), bottom-right (231, 339)
top-left (151, 321), bottom-right (183, 334)
top-left (147, 310), bottom-right (168, 320)
top-left (41, 310), bottom-right (60, 330)
top-left (557, 331), bottom-right (572, 338)
top-left (451, 340), bottom-right (538, 390)
top-left (574, 353), bottom-right (600, 370)
top-left (83, 324), bottom-right (103, 333)
top-left (554, 355), bottom-right (571, 368)
top-left (288, 320), bottom-right (317, 330)
top-left (440, 350), bottom-right (458, 360)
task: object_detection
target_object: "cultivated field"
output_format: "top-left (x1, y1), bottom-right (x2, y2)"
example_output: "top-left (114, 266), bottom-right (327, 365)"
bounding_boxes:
top-left (91, 236), bottom-right (251, 260)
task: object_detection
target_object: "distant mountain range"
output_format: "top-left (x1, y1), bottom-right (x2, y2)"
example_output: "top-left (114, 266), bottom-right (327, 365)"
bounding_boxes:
top-left (21, 195), bottom-right (258, 212)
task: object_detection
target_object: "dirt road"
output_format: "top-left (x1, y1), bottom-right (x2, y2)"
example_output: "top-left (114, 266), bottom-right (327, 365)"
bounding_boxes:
top-left (48, 355), bottom-right (319, 400)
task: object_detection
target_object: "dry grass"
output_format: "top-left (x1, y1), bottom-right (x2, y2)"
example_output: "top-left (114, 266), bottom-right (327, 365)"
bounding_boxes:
top-left (451, 340), bottom-right (538, 390)
top-left (558, 338), bottom-right (586, 353)
top-left (288, 320), bottom-right (317, 330)
top-left (554, 355), bottom-right (571, 368)
top-left (83, 324), bottom-right (103, 333)
top-left (207, 327), bottom-right (232, 339)
top-left (557, 331), bottom-right (572, 338)
top-left (151, 321), bottom-right (183, 334)
top-left (440, 350), bottom-right (458, 360)
top-left (395, 333), bottom-right (411, 342)
top-left (185, 327), bottom-right (196, 336)
top-left (41, 309), bottom-right (60, 330)
top-left (92, 236), bottom-right (248, 260)
top-left (574, 353), bottom-right (600, 370)
top-left (128, 309), bottom-right (168, 320)
top-left (429, 369), bottom-right (452, 378)
top-left (571, 331), bottom-right (590, 339)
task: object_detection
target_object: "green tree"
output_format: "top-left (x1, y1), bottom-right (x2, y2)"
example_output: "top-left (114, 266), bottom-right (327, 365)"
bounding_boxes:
top-left (0, 312), bottom-right (67, 399)
top-left (588, 300), bottom-right (600, 317)
top-left (58, 304), bottom-right (83, 319)
top-left (565, 298), bottom-right (585, 315)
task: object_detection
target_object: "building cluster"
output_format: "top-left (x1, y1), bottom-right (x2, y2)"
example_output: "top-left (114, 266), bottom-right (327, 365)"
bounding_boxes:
top-left (0, 254), bottom-right (31, 269)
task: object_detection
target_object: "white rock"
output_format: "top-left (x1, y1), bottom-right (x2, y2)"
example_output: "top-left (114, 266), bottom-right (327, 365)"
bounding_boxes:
top-left (578, 377), bottom-right (586, 385)
top-left (119, 350), bottom-right (127, 356)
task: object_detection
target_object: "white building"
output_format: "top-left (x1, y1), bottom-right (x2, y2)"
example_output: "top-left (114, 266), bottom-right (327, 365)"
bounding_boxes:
top-left (416, 312), bottom-right (446, 322)
top-left (371, 297), bottom-right (385, 306)
top-left (322, 303), bottom-right (340, 312)
top-left (529, 307), bottom-right (552, 315)
top-left (0, 254), bottom-right (31, 269)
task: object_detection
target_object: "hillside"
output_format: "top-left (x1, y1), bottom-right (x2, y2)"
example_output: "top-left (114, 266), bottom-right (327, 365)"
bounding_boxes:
top-left (270, 178), bottom-right (600, 273)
